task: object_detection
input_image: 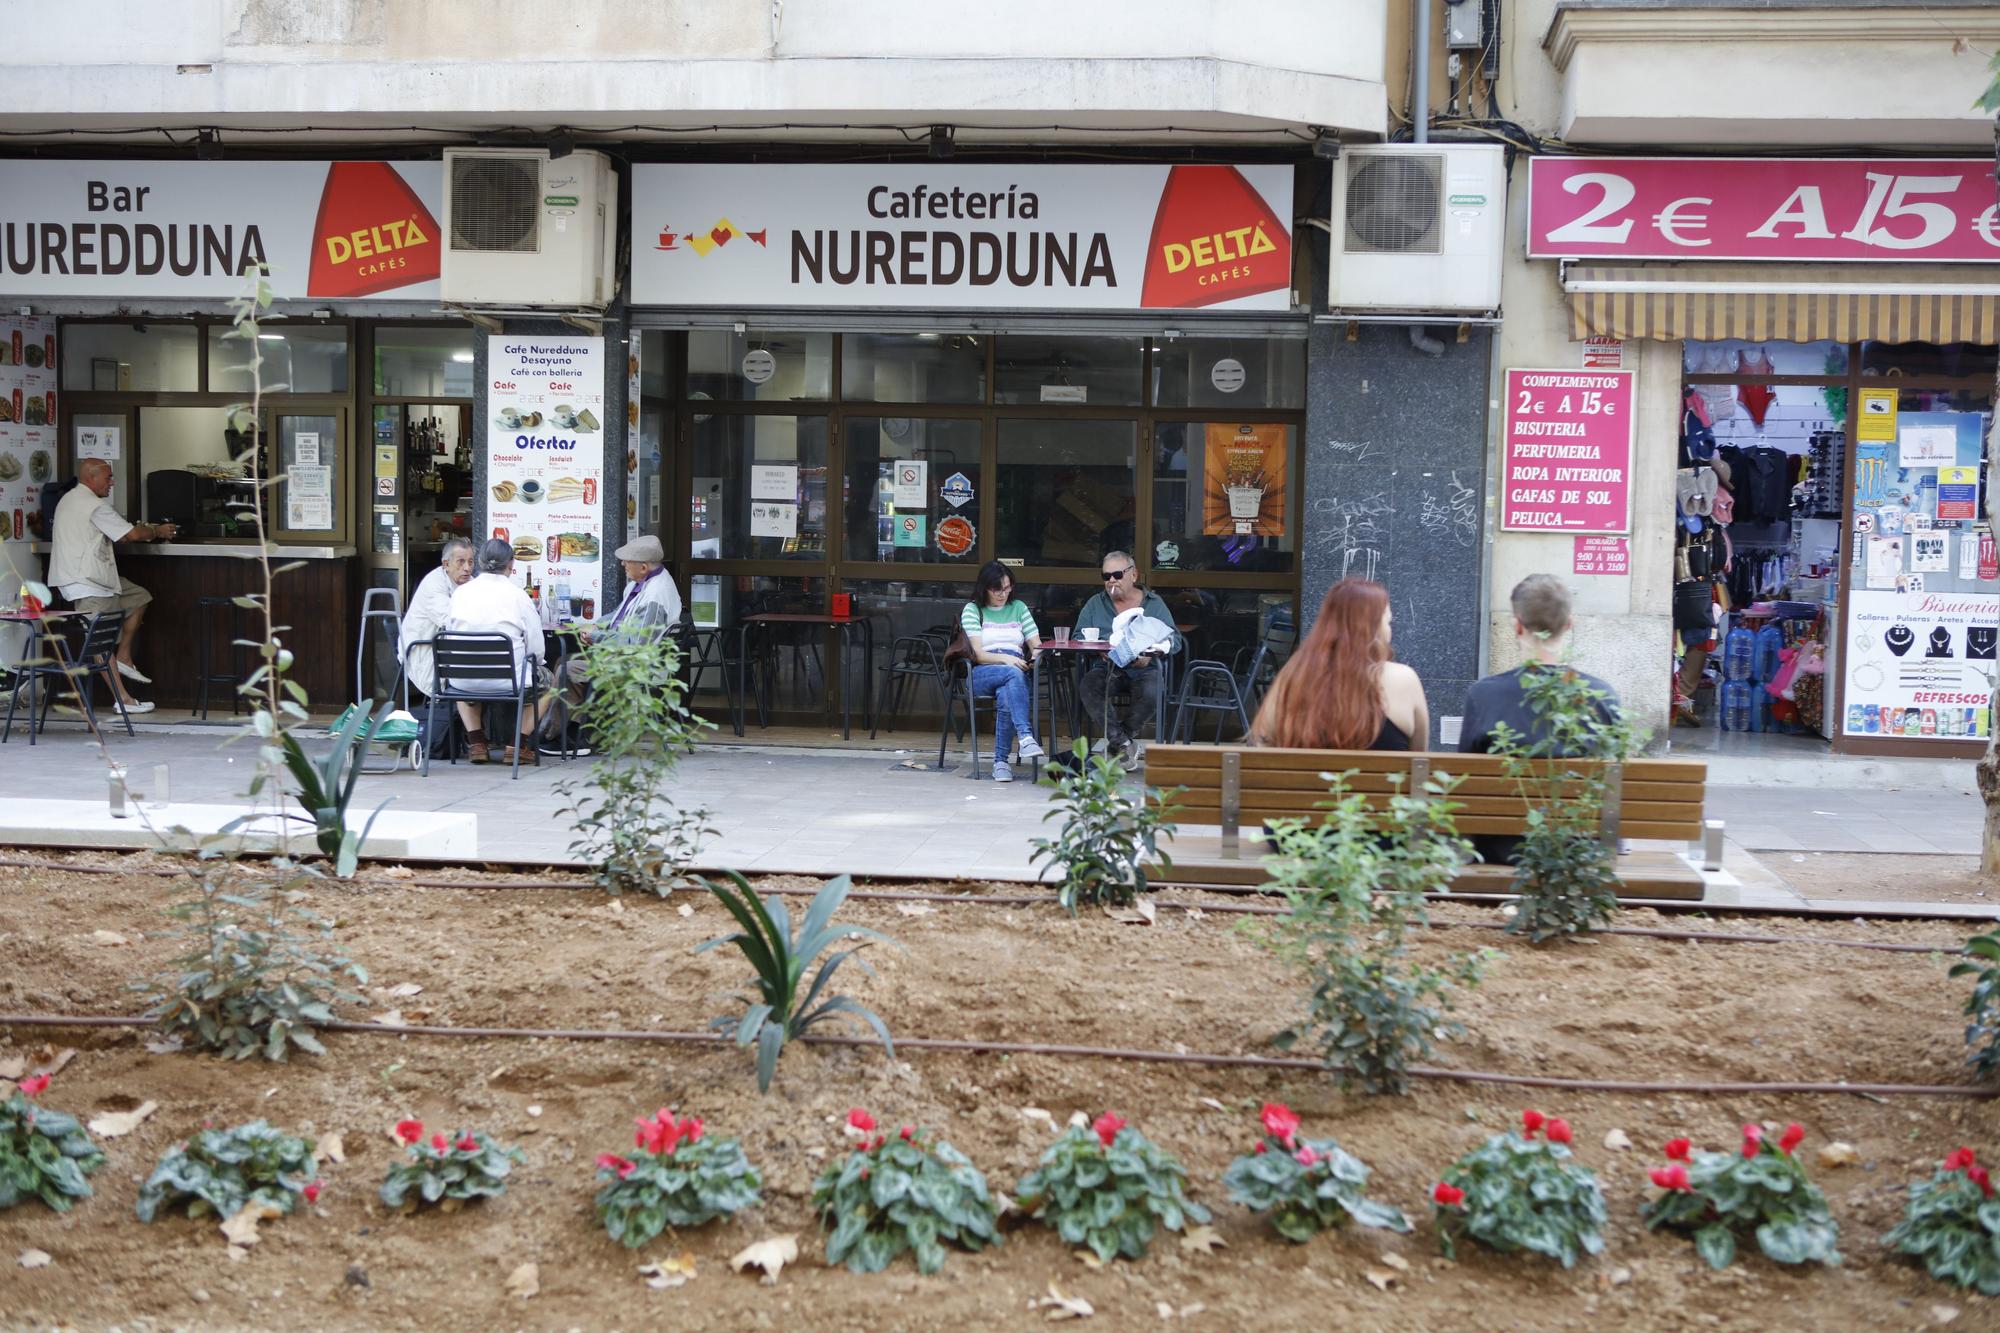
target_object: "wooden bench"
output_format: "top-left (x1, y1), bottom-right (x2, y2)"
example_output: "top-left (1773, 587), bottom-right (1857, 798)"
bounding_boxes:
top-left (1139, 744), bottom-right (1722, 901)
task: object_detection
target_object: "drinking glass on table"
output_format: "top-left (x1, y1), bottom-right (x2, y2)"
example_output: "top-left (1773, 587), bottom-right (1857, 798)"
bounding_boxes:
top-left (1051, 625), bottom-right (1070, 643)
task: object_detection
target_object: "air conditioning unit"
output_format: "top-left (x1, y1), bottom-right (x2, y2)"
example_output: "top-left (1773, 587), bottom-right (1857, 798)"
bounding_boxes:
top-left (1327, 143), bottom-right (1505, 316)
top-left (441, 148), bottom-right (617, 308)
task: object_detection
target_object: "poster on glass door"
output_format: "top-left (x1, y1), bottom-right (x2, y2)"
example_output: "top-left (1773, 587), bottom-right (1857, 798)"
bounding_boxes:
top-left (1844, 590), bottom-right (1996, 740)
top-left (486, 336), bottom-right (606, 621)
top-left (0, 316), bottom-right (56, 545)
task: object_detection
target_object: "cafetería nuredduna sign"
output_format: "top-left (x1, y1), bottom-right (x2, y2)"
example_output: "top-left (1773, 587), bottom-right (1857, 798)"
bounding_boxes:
top-left (630, 164), bottom-right (1295, 311)
top-left (0, 160), bottom-right (444, 300)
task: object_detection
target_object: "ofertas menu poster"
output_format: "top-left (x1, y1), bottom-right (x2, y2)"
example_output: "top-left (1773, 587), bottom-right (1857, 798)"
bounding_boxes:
top-left (486, 336), bottom-right (606, 620)
top-left (0, 316), bottom-right (56, 545)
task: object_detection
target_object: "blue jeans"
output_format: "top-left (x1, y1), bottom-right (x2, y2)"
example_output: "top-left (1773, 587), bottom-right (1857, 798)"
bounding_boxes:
top-left (969, 662), bottom-right (1036, 768)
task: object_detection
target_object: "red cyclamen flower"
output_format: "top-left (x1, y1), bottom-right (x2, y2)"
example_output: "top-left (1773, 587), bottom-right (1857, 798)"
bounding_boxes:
top-left (847, 1109), bottom-right (876, 1133)
top-left (1252, 1142), bottom-right (1267, 1155)
top-left (1546, 1118), bottom-right (1573, 1146)
top-left (900, 1126), bottom-right (914, 1141)
top-left (394, 1118), bottom-right (423, 1145)
top-left (431, 1132), bottom-right (448, 1152)
top-left (1259, 1102), bottom-right (1301, 1148)
top-left (1664, 1138), bottom-right (1692, 1163)
top-left (1093, 1113), bottom-right (1127, 1148)
top-left (457, 1133), bottom-right (480, 1152)
top-left (1741, 1124), bottom-right (1764, 1158)
top-left (1521, 1109), bottom-right (1546, 1139)
top-left (303, 1182), bottom-right (322, 1204)
top-left (1944, 1147), bottom-right (1977, 1172)
top-left (1294, 1146), bottom-right (1320, 1168)
top-left (595, 1153), bottom-right (637, 1180)
top-left (1649, 1165), bottom-right (1693, 1193)
top-left (1970, 1165), bottom-right (1995, 1199)
top-left (18, 1073), bottom-right (50, 1098)
top-left (1777, 1123), bottom-right (1805, 1156)
top-left (1432, 1182), bottom-right (1465, 1207)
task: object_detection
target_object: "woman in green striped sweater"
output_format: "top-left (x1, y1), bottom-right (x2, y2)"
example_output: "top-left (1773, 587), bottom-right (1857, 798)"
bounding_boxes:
top-left (960, 560), bottom-right (1046, 782)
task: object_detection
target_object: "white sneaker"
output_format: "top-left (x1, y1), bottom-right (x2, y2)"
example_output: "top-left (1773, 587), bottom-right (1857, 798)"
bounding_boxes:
top-left (1117, 740), bottom-right (1140, 772)
top-left (117, 661), bottom-right (152, 684)
top-left (120, 699), bottom-right (155, 714)
top-left (991, 762), bottom-right (1015, 783)
top-left (1017, 737), bottom-right (1046, 761)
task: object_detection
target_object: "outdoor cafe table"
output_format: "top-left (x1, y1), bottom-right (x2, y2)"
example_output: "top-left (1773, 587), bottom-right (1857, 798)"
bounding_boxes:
top-left (731, 612), bottom-right (877, 740)
top-left (1032, 637), bottom-right (1111, 758)
top-left (1, 607), bottom-right (81, 746)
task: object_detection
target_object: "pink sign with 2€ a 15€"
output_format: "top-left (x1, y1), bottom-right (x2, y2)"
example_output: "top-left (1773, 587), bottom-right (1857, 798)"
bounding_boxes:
top-left (1501, 369), bottom-right (1634, 535)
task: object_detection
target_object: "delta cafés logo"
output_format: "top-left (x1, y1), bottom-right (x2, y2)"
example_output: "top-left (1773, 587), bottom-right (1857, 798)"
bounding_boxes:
top-left (1141, 166), bottom-right (1288, 309)
top-left (308, 162), bottom-right (440, 298)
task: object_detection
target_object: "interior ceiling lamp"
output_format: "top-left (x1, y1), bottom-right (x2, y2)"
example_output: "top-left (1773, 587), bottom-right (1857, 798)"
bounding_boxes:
top-left (929, 125), bottom-right (955, 161)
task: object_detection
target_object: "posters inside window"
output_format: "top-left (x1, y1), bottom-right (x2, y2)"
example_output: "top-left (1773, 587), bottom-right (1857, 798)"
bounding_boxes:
top-left (486, 336), bottom-right (606, 621)
top-left (0, 317), bottom-right (56, 544)
top-left (1201, 423), bottom-right (1287, 537)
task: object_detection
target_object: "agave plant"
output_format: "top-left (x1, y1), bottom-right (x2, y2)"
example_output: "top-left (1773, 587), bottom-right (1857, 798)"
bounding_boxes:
top-left (274, 700), bottom-right (393, 877)
top-left (697, 872), bottom-right (898, 1092)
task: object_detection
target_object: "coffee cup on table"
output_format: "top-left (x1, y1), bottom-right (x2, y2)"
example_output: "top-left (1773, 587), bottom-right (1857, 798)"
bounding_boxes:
top-left (1079, 628), bottom-right (1101, 642)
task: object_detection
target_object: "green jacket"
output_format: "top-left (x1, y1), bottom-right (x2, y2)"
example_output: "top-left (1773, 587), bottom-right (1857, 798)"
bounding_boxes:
top-left (1074, 590), bottom-right (1180, 658)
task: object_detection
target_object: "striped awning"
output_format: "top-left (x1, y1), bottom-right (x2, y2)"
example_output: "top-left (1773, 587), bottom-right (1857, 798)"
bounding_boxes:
top-left (1562, 264), bottom-right (2000, 344)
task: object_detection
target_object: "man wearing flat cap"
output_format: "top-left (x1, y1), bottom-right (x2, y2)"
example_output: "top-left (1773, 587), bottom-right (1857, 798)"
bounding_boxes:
top-left (550, 534), bottom-right (684, 724)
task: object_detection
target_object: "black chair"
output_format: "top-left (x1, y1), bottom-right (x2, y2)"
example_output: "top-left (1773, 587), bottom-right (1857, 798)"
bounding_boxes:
top-left (878, 633), bottom-right (952, 733)
top-left (1169, 659), bottom-right (1252, 743)
top-left (936, 660), bottom-right (1039, 781)
top-left (193, 595), bottom-right (254, 720)
top-left (1236, 624), bottom-right (1296, 713)
top-left (422, 632), bottom-right (535, 779)
top-left (4, 609), bottom-right (133, 744)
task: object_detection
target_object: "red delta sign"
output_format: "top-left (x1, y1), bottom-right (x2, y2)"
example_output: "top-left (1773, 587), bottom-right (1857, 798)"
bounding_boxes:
top-left (1527, 157), bottom-right (2000, 263)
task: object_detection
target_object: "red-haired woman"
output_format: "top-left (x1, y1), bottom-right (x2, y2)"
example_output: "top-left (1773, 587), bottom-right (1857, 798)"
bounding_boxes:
top-left (1249, 578), bottom-right (1429, 750)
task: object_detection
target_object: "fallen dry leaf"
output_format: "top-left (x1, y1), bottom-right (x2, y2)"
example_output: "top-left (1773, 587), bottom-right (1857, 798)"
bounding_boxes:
top-left (0, 1045), bottom-right (76, 1081)
top-left (1819, 1141), bottom-right (1861, 1169)
top-left (18, 1248), bottom-right (51, 1269)
top-left (1379, 1251), bottom-right (1411, 1273)
top-left (526, 1105), bottom-right (543, 1118)
top-left (87, 1101), bottom-right (158, 1138)
top-left (1075, 1249), bottom-right (1104, 1271)
top-left (1933, 1304), bottom-right (1961, 1325)
top-left (1183, 906), bottom-right (1207, 922)
top-left (384, 982), bottom-right (424, 999)
top-left (675, 903), bottom-right (694, 918)
top-left (505, 1261), bottom-right (539, 1299)
top-left (1033, 1281), bottom-right (1095, 1320)
top-left (381, 865), bottom-right (416, 879)
top-left (218, 1202), bottom-right (281, 1249)
top-left (1020, 1106), bottom-right (1058, 1131)
top-left (1603, 1128), bottom-right (1633, 1152)
top-left (1364, 1267), bottom-right (1398, 1293)
top-left (1197, 1097), bottom-right (1227, 1113)
top-left (1179, 1225), bottom-right (1226, 1255)
top-left (609, 898), bottom-right (626, 915)
top-left (894, 901), bottom-right (935, 917)
top-left (313, 1132), bottom-right (346, 1166)
top-left (1103, 899), bottom-right (1156, 926)
top-left (88, 929), bottom-right (129, 947)
top-left (639, 1252), bottom-right (697, 1289)
top-left (370, 1010), bottom-right (407, 1028)
top-left (143, 1037), bottom-right (183, 1055)
top-left (730, 1234), bottom-right (798, 1284)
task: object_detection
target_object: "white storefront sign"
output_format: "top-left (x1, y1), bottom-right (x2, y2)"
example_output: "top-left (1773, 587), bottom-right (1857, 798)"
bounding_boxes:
top-left (631, 164), bottom-right (1295, 311)
top-left (486, 337), bottom-right (607, 621)
top-left (1844, 590), bottom-right (1997, 740)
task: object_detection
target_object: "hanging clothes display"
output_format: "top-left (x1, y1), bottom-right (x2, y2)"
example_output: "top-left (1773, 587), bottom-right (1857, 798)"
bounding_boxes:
top-left (1693, 346), bottom-right (1739, 423)
top-left (1736, 346), bottom-right (1777, 427)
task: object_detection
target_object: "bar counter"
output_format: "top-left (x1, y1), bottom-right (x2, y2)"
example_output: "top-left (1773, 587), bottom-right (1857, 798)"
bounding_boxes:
top-left (114, 543), bottom-right (358, 712)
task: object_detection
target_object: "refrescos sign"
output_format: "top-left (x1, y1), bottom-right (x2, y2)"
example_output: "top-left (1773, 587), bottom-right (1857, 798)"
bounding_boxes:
top-left (0, 160), bottom-right (443, 299)
top-left (631, 164), bottom-right (1294, 310)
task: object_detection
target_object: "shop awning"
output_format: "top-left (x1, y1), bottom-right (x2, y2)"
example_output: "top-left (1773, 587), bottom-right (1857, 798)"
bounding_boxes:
top-left (1561, 264), bottom-right (2000, 344)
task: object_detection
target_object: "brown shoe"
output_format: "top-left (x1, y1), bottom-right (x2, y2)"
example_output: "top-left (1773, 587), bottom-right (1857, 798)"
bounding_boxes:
top-left (501, 745), bottom-right (540, 767)
top-left (467, 740), bottom-right (491, 764)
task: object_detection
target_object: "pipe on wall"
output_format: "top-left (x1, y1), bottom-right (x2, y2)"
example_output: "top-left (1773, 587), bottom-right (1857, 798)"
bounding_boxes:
top-left (1413, 0), bottom-right (1432, 144)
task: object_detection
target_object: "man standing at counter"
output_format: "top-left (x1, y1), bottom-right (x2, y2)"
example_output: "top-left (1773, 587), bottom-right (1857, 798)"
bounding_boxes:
top-left (48, 459), bottom-right (176, 714)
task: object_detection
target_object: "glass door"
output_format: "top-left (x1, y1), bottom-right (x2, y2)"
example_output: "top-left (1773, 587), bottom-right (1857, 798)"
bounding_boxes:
top-left (266, 407), bottom-right (350, 545)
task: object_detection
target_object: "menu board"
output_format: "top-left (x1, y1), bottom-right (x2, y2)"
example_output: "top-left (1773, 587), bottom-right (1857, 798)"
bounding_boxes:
top-left (1499, 369), bottom-right (1633, 534)
top-left (486, 336), bottom-right (606, 620)
top-left (1844, 590), bottom-right (1996, 740)
top-left (0, 316), bottom-right (56, 545)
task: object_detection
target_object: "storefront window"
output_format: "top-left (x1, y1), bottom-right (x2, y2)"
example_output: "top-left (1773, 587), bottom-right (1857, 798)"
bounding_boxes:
top-left (995, 418), bottom-right (1136, 567)
top-left (689, 414), bottom-right (829, 560)
top-left (1859, 341), bottom-right (1996, 379)
top-left (1150, 335), bottom-right (1305, 409)
top-left (1151, 421), bottom-right (1294, 573)
top-left (62, 323), bottom-right (198, 392)
top-left (373, 327), bottom-right (475, 396)
top-left (683, 574), bottom-right (828, 711)
top-left (994, 335), bottom-right (1142, 406)
top-left (210, 324), bottom-right (349, 395)
top-left (842, 417), bottom-right (981, 565)
top-left (688, 329), bottom-right (831, 402)
top-left (841, 332), bottom-right (986, 403)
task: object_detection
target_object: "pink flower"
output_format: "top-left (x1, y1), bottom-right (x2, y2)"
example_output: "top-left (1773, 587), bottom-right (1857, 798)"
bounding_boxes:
top-left (1259, 1102), bottom-right (1301, 1148)
top-left (1546, 1118), bottom-right (1573, 1146)
top-left (17, 1074), bottom-right (49, 1098)
top-left (1741, 1124), bottom-right (1764, 1159)
top-left (430, 1132), bottom-right (448, 1152)
top-left (1970, 1166), bottom-right (1995, 1199)
top-left (679, 1117), bottom-right (703, 1147)
top-left (457, 1133), bottom-right (480, 1152)
top-left (596, 1152), bottom-right (637, 1179)
top-left (1650, 1165), bottom-right (1693, 1193)
top-left (1093, 1113), bottom-right (1127, 1148)
top-left (1777, 1123), bottom-right (1805, 1156)
top-left (1664, 1138), bottom-right (1692, 1163)
top-left (900, 1125), bottom-right (914, 1141)
top-left (394, 1119), bottom-right (423, 1145)
top-left (1521, 1109), bottom-right (1545, 1139)
top-left (1294, 1146), bottom-right (1320, 1168)
top-left (1432, 1182), bottom-right (1465, 1207)
top-left (303, 1182), bottom-right (322, 1204)
top-left (1944, 1147), bottom-right (1977, 1172)
top-left (847, 1109), bottom-right (876, 1133)
top-left (1252, 1142), bottom-right (1267, 1155)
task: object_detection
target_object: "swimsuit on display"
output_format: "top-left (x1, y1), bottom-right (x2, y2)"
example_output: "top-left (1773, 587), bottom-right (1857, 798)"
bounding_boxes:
top-left (1736, 347), bottom-right (1777, 428)
top-left (1694, 346), bottom-right (1738, 423)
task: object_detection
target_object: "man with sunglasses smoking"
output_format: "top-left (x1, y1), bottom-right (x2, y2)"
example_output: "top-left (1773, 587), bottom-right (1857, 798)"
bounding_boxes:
top-left (1072, 551), bottom-right (1179, 769)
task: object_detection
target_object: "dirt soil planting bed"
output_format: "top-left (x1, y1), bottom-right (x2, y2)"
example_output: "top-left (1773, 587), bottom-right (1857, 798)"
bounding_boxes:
top-left (3, 855), bottom-right (1998, 1331)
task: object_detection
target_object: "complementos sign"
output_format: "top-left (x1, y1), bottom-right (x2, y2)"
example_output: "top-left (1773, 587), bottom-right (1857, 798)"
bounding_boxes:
top-left (1528, 157), bottom-right (2000, 263)
top-left (0, 160), bottom-right (443, 299)
top-left (631, 164), bottom-right (1294, 310)
top-left (1499, 369), bottom-right (1634, 535)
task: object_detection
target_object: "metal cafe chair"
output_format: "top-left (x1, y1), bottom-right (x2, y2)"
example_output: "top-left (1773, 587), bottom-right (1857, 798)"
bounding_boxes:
top-left (4, 609), bottom-right (135, 744)
top-left (422, 632), bottom-right (535, 780)
top-left (1168, 658), bottom-right (1253, 743)
top-left (936, 658), bottom-right (1040, 781)
top-left (878, 632), bottom-right (951, 733)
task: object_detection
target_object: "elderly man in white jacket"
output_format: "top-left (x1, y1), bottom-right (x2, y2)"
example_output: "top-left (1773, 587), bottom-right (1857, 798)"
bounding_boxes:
top-left (398, 536), bottom-right (475, 698)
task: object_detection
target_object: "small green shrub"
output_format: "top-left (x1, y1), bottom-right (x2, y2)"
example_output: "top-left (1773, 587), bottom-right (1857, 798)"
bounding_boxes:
top-left (1030, 738), bottom-right (1180, 914)
top-left (379, 1119), bottom-right (524, 1211)
top-left (136, 1120), bottom-right (319, 1222)
top-left (0, 1075), bottom-right (105, 1213)
top-left (595, 1109), bottom-right (762, 1247)
top-left (1884, 1146), bottom-right (2000, 1294)
top-left (276, 699), bottom-right (393, 878)
top-left (1950, 928), bottom-right (2000, 1079)
top-left (1015, 1113), bottom-right (1209, 1263)
top-left (1641, 1122), bottom-right (1840, 1270)
top-left (812, 1109), bottom-right (1001, 1274)
top-left (1431, 1110), bottom-right (1607, 1267)
top-left (1221, 1101), bottom-right (1409, 1242)
top-left (698, 871), bottom-right (897, 1092)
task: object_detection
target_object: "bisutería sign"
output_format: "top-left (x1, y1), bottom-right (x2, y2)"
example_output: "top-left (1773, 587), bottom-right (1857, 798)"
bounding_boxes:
top-left (631, 163), bottom-right (1294, 311)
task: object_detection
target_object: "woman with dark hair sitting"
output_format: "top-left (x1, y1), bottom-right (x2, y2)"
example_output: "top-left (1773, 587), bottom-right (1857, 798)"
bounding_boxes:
top-left (959, 559), bottom-right (1046, 782)
top-left (1250, 577), bottom-right (1429, 751)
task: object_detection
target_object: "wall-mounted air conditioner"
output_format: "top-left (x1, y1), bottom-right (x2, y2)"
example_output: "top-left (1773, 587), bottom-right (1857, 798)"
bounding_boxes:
top-left (1328, 143), bottom-right (1505, 316)
top-left (441, 148), bottom-right (617, 308)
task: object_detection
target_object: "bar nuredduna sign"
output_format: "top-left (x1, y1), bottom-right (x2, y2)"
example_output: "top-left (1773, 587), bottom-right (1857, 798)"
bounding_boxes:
top-left (630, 164), bottom-right (1295, 311)
top-left (0, 160), bottom-right (444, 299)
top-left (1527, 157), bottom-right (2000, 263)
